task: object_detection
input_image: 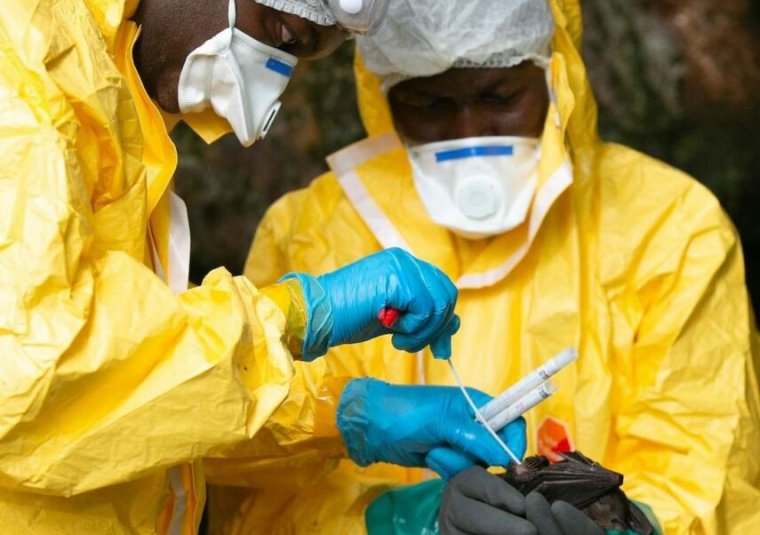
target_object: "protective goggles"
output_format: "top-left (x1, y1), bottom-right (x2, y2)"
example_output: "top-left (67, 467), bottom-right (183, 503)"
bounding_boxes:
top-left (321, 0), bottom-right (389, 35)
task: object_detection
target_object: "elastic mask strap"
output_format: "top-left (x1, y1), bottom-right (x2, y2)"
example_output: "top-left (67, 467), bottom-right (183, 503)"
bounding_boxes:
top-left (227, 0), bottom-right (237, 43)
top-left (228, 0), bottom-right (236, 27)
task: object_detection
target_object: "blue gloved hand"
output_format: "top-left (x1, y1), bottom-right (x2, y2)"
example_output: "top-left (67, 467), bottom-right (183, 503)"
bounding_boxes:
top-left (283, 248), bottom-right (460, 361)
top-left (337, 378), bottom-right (527, 478)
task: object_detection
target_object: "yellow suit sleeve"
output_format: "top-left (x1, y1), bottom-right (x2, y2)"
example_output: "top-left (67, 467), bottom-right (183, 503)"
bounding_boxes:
top-left (607, 192), bottom-right (760, 533)
top-left (206, 191), bottom-right (399, 535)
top-left (0, 63), bottom-right (298, 498)
top-left (205, 193), bottom-right (351, 488)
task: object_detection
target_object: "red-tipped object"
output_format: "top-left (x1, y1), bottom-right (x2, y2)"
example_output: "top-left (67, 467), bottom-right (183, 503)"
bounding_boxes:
top-left (378, 307), bottom-right (401, 328)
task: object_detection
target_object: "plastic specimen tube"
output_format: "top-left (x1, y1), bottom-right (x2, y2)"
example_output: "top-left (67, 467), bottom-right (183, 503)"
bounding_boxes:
top-left (487, 382), bottom-right (558, 431)
top-left (480, 348), bottom-right (577, 422)
top-left (448, 359), bottom-right (522, 465)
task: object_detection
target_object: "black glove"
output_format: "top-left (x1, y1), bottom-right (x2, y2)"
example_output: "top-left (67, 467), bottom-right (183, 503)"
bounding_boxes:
top-left (439, 466), bottom-right (536, 535)
top-left (525, 491), bottom-right (604, 535)
top-left (439, 467), bottom-right (605, 535)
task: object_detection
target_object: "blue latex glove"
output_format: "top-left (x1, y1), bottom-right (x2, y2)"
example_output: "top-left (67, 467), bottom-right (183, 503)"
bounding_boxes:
top-left (283, 248), bottom-right (460, 361)
top-left (337, 378), bottom-right (527, 478)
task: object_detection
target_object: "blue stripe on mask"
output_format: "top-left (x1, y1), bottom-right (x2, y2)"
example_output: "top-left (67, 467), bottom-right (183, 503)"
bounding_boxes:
top-left (435, 145), bottom-right (514, 162)
top-left (266, 57), bottom-right (294, 77)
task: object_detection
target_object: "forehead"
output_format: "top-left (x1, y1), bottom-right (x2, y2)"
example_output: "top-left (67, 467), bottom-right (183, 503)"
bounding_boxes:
top-left (390, 64), bottom-right (541, 97)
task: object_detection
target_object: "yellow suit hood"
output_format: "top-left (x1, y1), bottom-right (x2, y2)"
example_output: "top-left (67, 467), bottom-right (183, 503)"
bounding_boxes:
top-left (323, 0), bottom-right (602, 290)
top-left (354, 0), bottom-right (596, 151)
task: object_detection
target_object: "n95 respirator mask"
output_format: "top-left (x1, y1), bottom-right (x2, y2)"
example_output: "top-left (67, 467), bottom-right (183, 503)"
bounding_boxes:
top-left (177, 0), bottom-right (298, 147)
top-left (321, 0), bottom-right (390, 35)
top-left (408, 136), bottom-right (540, 239)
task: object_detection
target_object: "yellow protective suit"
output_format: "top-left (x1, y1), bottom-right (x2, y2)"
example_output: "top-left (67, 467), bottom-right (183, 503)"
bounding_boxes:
top-left (0, 1), bottom-right (306, 533)
top-left (222, 0), bottom-right (760, 533)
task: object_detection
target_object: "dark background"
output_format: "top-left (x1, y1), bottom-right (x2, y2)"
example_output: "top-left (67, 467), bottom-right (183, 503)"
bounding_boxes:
top-left (172, 0), bottom-right (760, 317)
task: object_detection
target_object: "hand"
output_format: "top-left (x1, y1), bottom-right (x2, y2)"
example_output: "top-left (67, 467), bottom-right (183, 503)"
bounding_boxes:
top-left (439, 468), bottom-right (604, 535)
top-left (337, 378), bottom-right (526, 477)
top-left (525, 492), bottom-right (604, 535)
top-left (439, 466), bottom-right (535, 535)
top-left (283, 247), bottom-right (459, 361)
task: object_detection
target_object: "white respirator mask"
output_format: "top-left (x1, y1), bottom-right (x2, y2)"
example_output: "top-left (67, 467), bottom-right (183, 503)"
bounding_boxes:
top-left (177, 0), bottom-right (298, 147)
top-left (408, 136), bottom-right (541, 239)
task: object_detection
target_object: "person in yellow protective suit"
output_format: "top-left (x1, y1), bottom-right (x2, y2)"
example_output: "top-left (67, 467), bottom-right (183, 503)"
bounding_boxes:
top-left (234, 0), bottom-right (760, 533)
top-left (0, 1), bottom-right (498, 534)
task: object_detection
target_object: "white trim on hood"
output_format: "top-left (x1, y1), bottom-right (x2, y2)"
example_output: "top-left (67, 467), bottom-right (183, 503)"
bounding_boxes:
top-left (330, 133), bottom-right (412, 251)
top-left (327, 132), bottom-right (400, 177)
top-left (337, 168), bottom-right (412, 252)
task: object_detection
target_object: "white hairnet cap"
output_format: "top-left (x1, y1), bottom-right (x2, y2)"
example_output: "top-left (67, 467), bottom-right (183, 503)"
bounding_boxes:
top-left (357, 0), bottom-right (555, 90)
top-left (254, 0), bottom-right (335, 26)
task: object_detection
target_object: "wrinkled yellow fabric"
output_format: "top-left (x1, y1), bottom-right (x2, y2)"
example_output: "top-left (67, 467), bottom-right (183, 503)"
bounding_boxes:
top-left (220, 0), bottom-right (760, 533)
top-left (0, 1), bottom-right (304, 533)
